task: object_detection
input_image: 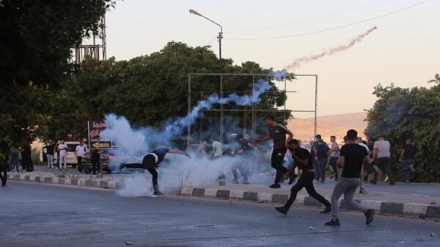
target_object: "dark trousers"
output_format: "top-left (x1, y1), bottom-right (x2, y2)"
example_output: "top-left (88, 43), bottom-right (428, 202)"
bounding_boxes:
top-left (328, 157), bottom-right (339, 179)
top-left (0, 163), bottom-right (7, 186)
top-left (124, 155), bottom-right (158, 186)
top-left (77, 156), bottom-right (83, 172)
top-left (271, 147), bottom-right (288, 184)
top-left (283, 171), bottom-right (331, 209)
top-left (92, 161), bottom-right (100, 175)
top-left (372, 157), bottom-right (394, 182)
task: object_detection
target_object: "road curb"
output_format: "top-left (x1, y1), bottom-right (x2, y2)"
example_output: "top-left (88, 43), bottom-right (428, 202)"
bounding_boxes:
top-left (7, 172), bottom-right (119, 190)
top-left (180, 186), bottom-right (440, 219)
top-left (7, 172), bottom-right (440, 219)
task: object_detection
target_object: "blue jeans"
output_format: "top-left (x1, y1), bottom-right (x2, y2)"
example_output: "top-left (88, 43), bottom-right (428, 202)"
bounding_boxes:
top-left (401, 159), bottom-right (414, 181)
top-left (46, 154), bottom-right (54, 168)
top-left (314, 158), bottom-right (328, 181)
top-left (330, 177), bottom-right (367, 219)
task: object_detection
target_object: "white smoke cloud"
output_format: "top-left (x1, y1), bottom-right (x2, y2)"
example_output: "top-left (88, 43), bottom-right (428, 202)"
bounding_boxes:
top-left (100, 71), bottom-right (288, 196)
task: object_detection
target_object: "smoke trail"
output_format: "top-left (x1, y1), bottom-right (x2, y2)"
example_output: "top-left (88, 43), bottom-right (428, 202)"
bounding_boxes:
top-left (99, 76), bottom-right (281, 157)
top-left (163, 70), bottom-right (287, 137)
top-left (285, 26), bottom-right (377, 70)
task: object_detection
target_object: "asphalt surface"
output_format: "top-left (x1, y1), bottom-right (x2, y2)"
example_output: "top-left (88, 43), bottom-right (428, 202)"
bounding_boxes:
top-left (5, 165), bottom-right (440, 219)
top-left (1, 182), bottom-right (439, 247)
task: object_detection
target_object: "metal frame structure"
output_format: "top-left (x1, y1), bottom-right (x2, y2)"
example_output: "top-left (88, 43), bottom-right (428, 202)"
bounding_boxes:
top-left (187, 73), bottom-right (318, 146)
top-left (72, 16), bottom-right (107, 64)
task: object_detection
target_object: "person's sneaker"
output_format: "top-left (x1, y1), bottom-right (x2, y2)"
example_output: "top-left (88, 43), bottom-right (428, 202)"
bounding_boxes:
top-left (320, 206), bottom-right (331, 214)
top-left (369, 180), bottom-right (377, 185)
top-left (153, 191), bottom-right (164, 196)
top-left (242, 181), bottom-right (250, 184)
top-left (269, 183), bottom-right (281, 189)
top-left (389, 181), bottom-right (395, 185)
top-left (232, 179), bottom-right (239, 184)
top-left (274, 207), bottom-right (288, 215)
top-left (365, 209), bottom-right (375, 225)
top-left (325, 218), bottom-right (340, 226)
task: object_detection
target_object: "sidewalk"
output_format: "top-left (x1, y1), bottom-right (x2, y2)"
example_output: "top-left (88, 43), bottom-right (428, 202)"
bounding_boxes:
top-left (6, 168), bottom-right (440, 219)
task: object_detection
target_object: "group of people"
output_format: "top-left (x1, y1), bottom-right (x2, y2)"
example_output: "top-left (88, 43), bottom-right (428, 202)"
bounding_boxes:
top-left (258, 115), bottom-right (417, 226)
top-left (196, 133), bottom-right (256, 184)
top-left (305, 133), bottom-right (416, 187)
top-left (44, 140), bottom-right (101, 174)
top-left (43, 140), bottom-right (69, 170)
top-left (7, 141), bottom-right (33, 173)
top-left (272, 128), bottom-right (376, 226)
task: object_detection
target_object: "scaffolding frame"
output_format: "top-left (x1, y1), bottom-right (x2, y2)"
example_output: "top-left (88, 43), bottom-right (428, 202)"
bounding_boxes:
top-left (187, 73), bottom-right (318, 146)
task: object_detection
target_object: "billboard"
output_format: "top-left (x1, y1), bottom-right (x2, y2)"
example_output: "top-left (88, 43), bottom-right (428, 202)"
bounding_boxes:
top-left (88, 121), bottom-right (112, 148)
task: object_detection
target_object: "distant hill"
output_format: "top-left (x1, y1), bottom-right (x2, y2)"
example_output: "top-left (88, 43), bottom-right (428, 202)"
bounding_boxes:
top-left (287, 112), bottom-right (368, 143)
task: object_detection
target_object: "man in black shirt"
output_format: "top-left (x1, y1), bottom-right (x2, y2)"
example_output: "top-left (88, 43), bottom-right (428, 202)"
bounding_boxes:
top-left (274, 139), bottom-right (331, 215)
top-left (256, 116), bottom-right (293, 189)
top-left (399, 138), bottom-right (416, 183)
top-left (325, 129), bottom-right (375, 226)
top-left (120, 148), bottom-right (190, 195)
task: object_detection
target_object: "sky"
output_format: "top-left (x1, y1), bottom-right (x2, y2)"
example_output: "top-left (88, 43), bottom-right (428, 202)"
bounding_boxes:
top-left (101, 0), bottom-right (439, 118)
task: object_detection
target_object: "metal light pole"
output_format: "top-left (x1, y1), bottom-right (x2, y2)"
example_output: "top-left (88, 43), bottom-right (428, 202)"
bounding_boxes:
top-left (189, 9), bottom-right (223, 60)
top-left (189, 9), bottom-right (224, 142)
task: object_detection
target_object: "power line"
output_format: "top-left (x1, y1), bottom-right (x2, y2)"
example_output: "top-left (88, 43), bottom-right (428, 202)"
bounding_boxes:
top-left (226, 0), bottom-right (431, 41)
top-left (227, 0), bottom-right (391, 35)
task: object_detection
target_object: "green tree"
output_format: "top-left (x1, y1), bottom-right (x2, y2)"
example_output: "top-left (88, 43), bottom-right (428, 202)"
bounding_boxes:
top-left (365, 78), bottom-right (440, 182)
top-left (0, 0), bottom-right (115, 149)
top-left (54, 42), bottom-right (290, 145)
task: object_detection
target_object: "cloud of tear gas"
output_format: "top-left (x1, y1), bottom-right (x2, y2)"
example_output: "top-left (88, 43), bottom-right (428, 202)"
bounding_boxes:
top-left (365, 95), bottom-right (410, 138)
top-left (285, 26), bottom-right (377, 70)
top-left (100, 71), bottom-right (288, 196)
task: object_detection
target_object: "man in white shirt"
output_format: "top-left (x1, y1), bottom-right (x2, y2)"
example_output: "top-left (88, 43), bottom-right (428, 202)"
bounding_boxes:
top-left (328, 135), bottom-right (340, 181)
top-left (57, 140), bottom-right (68, 170)
top-left (370, 135), bottom-right (395, 185)
top-left (75, 141), bottom-right (87, 173)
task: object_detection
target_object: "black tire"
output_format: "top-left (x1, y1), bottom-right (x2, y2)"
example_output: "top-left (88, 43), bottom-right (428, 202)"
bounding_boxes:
top-left (83, 166), bottom-right (92, 174)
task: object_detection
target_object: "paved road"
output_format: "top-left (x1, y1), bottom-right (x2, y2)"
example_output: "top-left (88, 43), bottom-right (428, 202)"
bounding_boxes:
top-left (1, 182), bottom-right (439, 247)
top-left (7, 166), bottom-right (440, 219)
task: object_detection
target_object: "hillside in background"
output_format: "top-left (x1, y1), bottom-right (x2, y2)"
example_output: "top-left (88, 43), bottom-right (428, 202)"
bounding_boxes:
top-left (287, 112), bottom-right (368, 143)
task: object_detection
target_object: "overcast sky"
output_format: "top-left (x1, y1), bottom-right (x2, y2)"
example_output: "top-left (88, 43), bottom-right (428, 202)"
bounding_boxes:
top-left (100, 0), bottom-right (438, 118)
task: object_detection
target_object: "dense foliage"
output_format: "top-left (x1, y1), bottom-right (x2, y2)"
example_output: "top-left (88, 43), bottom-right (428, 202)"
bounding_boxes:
top-left (0, 0), bottom-right (115, 154)
top-left (55, 42), bottom-right (291, 144)
top-left (365, 80), bottom-right (440, 182)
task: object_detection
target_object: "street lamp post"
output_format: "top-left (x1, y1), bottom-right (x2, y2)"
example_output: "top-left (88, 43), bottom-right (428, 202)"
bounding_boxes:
top-left (189, 9), bottom-right (223, 60)
top-left (190, 9), bottom-right (225, 142)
